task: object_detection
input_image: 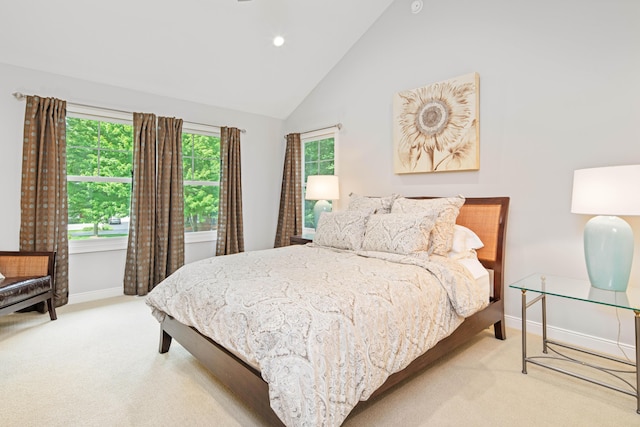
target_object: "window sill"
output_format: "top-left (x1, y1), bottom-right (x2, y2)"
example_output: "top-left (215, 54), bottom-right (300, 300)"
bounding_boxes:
top-left (185, 231), bottom-right (217, 244)
top-left (68, 231), bottom-right (217, 255)
top-left (69, 237), bottom-right (128, 254)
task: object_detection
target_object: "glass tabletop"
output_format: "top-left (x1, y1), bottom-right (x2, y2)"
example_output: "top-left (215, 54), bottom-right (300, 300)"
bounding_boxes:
top-left (510, 274), bottom-right (640, 312)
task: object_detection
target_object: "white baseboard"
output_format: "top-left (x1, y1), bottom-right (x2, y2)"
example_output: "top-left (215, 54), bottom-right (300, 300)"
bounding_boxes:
top-left (68, 287), bottom-right (123, 305)
top-left (505, 314), bottom-right (636, 361)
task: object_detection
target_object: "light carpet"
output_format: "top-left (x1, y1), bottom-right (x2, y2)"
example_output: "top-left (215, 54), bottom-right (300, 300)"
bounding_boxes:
top-left (1, 296), bottom-right (637, 426)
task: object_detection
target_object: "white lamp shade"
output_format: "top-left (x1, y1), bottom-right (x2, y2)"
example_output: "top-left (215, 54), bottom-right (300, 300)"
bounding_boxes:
top-left (571, 165), bottom-right (640, 216)
top-left (305, 175), bottom-right (340, 201)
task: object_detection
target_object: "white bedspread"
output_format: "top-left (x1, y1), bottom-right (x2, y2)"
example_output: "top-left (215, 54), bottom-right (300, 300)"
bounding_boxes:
top-left (146, 244), bottom-right (488, 427)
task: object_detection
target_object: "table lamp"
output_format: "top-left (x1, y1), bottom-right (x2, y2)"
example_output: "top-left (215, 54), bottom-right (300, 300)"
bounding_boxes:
top-left (305, 175), bottom-right (339, 228)
top-left (571, 165), bottom-right (640, 291)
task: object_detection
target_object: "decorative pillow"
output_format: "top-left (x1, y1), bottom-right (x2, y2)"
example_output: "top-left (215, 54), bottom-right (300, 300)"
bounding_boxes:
top-left (313, 211), bottom-right (369, 251)
top-left (449, 225), bottom-right (484, 259)
top-left (361, 213), bottom-right (436, 255)
top-left (391, 195), bottom-right (465, 256)
top-left (347, 193), bottom-right (399, 214)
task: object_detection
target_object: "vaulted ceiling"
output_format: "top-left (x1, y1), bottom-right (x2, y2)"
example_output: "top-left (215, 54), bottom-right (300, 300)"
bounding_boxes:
top-left (0, 0), bottom-right (394, 119)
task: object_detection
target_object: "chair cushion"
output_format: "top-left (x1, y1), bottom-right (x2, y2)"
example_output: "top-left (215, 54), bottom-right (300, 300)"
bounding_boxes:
top-left (0, 276), bottom-right (52, 307)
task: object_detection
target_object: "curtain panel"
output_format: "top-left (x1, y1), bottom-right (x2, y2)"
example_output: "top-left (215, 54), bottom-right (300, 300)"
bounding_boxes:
top-left (215, 127), bottom-right (244, 256)
top-left (274, 133), bottom-right (302, 248)
top-left (155, 117), bottom-right (185, 285)
top-left (124, 113), bottom-right (157, 296)
top-left (20, 96), bottom-right (69, 307)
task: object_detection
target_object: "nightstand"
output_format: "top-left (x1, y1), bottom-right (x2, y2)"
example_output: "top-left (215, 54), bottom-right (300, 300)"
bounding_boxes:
top-left (290, 235), bottom-right (313, 245)
top-left (510, 274), bottom-right (640, 414)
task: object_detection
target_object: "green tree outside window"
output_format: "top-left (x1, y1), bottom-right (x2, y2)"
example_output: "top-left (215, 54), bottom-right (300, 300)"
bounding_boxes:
top-left (67, 118), bottom-right (132, 239)
top-left (303, 137), bottom-right (335, 229)
top-left (183, 133), bottom-right (220, 232)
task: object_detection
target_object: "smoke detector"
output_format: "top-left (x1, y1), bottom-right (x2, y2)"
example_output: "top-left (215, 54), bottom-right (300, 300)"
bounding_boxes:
top-left (411, 0), bottom-right (423, 14)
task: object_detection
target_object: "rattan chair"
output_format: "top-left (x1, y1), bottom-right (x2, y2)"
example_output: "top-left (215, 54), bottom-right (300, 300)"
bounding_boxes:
top-left (0, 251), bottom-right (57, 320)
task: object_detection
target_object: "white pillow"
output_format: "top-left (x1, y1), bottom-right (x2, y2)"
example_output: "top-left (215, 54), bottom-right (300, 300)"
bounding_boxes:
top-left (391, 195), bottom-right (465, 256)
top-left (313, 211), bottom-right (369, 251)
top-left (449, 225), bottom-right (484, 259)
top-left (347, 193), bottom-right (399, 214)
top-left (361, 213), bottom-right (435, 255)
top-left (0, 270), bottom-right (4, 280)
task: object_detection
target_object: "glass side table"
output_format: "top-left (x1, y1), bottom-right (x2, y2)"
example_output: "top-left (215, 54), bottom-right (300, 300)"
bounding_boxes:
top-left (510, 274), bottom-right (640, 414)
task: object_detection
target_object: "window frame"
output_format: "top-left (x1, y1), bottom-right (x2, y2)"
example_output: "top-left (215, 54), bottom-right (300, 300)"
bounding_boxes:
top-left (67, 107), bottom-right (221, 254)
top-left (66, 106), bottom-right (134, 254)
top-left (301, 128), bottom-right (339, 234)
top-left (181, 122), bottom-right (221, 242)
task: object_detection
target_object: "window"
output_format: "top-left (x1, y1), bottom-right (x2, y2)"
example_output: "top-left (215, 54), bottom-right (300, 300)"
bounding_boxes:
top-left (66, 116), bottom-right (133, 240)
top-left (66, 110), bottom-right (221, 251)
top-left (302, 130), bottom-right (337, 231)
top-left (182, 130), bottom-right (220, 233)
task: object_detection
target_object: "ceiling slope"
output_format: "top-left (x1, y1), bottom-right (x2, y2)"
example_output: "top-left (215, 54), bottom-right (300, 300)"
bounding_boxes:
top-left (0, 0), bottom-right (394, 119)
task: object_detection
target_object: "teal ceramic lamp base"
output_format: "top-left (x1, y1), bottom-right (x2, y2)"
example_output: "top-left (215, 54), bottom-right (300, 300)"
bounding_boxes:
top-left (584, 215), bottom-right (634, 292)
top-left (313, 200), bottom-right (332, 229)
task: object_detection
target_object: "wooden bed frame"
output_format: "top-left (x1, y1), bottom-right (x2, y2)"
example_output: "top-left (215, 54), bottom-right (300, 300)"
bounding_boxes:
top-left (158, 196), bottom-right (510, 426)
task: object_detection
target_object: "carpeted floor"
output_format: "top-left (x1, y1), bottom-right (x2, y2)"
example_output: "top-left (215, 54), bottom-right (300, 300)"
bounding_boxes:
top-left (1, 296), bottom-right (637, 426)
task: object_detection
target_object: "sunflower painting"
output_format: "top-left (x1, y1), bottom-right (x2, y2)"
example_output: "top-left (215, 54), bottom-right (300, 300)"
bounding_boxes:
top-left (393, 73), bottom-right (479, 174)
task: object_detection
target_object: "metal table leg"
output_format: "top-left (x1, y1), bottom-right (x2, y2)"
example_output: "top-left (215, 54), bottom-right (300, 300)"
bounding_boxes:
top-left (635, 310), bottom-right (640, 415)
top-left (542, 294), bottom-right (547, 354)
top-left (521, 288), bottom-right (545, 376)
top-left (522, 289), bottom-right (527, 374)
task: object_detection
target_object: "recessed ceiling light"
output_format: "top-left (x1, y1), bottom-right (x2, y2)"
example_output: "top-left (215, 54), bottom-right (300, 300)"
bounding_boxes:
top-left (273, 36), bottom-right (285, 47)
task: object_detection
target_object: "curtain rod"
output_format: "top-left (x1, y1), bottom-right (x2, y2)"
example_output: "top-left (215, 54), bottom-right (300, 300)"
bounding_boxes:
top-left (11, 92), bottom-right (246, 133)
top-left (285, 123), bottom-right (343, 139)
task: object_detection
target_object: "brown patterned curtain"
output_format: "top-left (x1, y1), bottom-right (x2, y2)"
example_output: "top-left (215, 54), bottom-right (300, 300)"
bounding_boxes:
top-left (216, 127), bottom-right (244, 256)
top-left (274, 133), bottom-right (302, 247)
top-left (124, 113), bottom-right (157, 296)
top-left (155, 117), bottom-right (184, 284)
top-left (20, 96), bottom-right (69, 307)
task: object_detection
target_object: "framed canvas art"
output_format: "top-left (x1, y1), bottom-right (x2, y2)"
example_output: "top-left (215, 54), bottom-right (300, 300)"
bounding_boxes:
top-left (393, 72), bottom-right (479, 174)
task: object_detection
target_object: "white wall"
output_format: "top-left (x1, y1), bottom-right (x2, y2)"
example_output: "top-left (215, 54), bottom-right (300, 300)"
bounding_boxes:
top-left (0, 62), bottom-right (285, 301)
top-left (285, 0), bottom-right (640, 352)
top-left (2, 0), bottom-right (639, 354)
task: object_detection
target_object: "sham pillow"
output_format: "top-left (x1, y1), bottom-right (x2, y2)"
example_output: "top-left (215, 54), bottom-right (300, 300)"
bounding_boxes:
top-left (313, 210), bottom-right (369, 251)
top-left (449, 225), bottom-right (484, 259)
top-left (347, 193), bottom-right (399, 214)
top-left (391, 195), bottom-right (465, 256)
top-left (361, 213), bottom-right (436, 256)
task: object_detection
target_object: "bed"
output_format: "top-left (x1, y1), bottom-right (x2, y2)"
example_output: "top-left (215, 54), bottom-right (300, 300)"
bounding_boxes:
top-left (146, 196), bottom-right (509, 426)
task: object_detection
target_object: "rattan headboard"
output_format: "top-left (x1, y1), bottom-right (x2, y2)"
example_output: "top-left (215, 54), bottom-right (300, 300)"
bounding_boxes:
top-left (455, 198), bottom-right (509, 266)
top-left (408, 196), bottom-right (510, 301)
